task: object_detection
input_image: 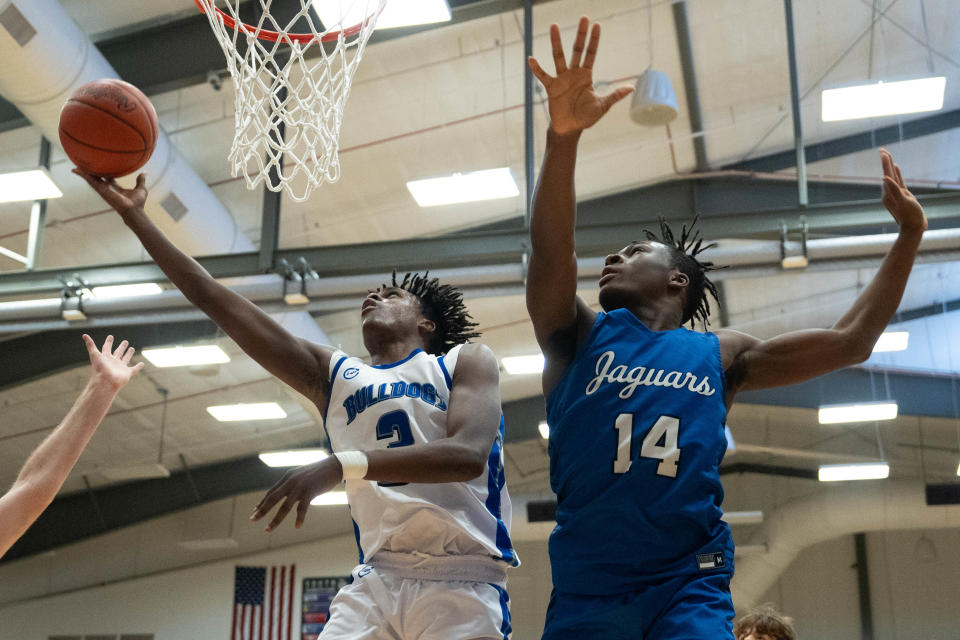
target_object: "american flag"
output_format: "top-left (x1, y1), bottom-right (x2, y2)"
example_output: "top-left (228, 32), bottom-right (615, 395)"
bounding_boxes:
top-left (232, 565), bottom-right (296, 640)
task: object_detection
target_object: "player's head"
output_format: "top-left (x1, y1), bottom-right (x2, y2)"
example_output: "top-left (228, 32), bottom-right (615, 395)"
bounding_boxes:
top-left (733, 604), bottom-right (797, 640)
top-left (598, 217), bottom-right (721, 328)
top-left (361, 272), bottom-right (480, 355)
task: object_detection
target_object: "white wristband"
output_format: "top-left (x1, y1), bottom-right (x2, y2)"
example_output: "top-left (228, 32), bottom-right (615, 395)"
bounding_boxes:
top-left (335, 451), bottom-right (368, 480)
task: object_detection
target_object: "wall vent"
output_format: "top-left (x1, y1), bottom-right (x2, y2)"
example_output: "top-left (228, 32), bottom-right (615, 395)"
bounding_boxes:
top-left (160, 192), bottom-right (188, 222)
top-left (0, 4), bottom-right (37, 47)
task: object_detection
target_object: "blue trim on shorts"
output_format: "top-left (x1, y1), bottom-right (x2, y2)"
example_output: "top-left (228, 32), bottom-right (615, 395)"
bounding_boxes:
top-left (488, 583), bottom-right (512, 639)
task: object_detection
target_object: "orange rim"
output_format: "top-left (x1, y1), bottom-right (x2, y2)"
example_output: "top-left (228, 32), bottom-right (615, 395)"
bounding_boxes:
top-left (194, 0), bottom-right (378, 44)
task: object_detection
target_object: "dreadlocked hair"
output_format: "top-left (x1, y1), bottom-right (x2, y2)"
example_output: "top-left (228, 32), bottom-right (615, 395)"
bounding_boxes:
top-left (642, 216), bottom-right (725, 329)
top-left (389, 271), bottom-right (481, 355)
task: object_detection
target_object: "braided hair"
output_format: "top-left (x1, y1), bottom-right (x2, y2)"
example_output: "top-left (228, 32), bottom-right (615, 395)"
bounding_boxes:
top-left (388, 272), bottom-right (481, 355)
top-left (642, 216), bottom-right (724, 328)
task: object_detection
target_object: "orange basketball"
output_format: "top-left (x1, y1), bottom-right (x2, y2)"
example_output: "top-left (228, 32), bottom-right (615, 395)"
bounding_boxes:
top-left (59, 79), bottom-right (159, 178)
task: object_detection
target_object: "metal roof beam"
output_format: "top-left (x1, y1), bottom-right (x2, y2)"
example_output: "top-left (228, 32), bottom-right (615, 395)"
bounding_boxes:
top-left (1, 176), bottom-right (957, 298)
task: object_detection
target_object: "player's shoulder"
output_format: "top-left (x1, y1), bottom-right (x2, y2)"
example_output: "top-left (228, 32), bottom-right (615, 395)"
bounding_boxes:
top-left (449, 342), bottom-right (499, 381)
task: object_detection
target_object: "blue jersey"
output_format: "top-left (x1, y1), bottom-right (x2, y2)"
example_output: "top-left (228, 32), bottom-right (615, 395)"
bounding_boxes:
top-left (545, 309), bottom-right (732, 595)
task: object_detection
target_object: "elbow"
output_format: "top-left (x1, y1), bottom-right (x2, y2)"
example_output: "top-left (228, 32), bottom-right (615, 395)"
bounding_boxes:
top-left (452, 447), bottom-right (487, 481)
top-left (837, 331), bottom-right (873, 366)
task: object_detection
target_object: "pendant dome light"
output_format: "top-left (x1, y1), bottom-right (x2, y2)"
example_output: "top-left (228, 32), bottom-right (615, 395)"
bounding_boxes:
top-left (630, 0), bottom-right (679, 127)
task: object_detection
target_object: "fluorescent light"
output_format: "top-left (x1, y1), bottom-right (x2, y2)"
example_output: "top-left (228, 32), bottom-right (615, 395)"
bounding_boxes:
top-left (142, 345), bottom-right (231, 368)
top-left (407, 168), bottom-right (519, 207)
top-left (311, 491), bottom-right (348, 506)
top-left (90, 282), bottom-right (163, 299)
top-left (821, 77), bottom-right (946, 122)
top-left (259, 449), bottom-right (329, 468)
top-left (873, 331), bottom-right (909, 353)
top-left (207, 402), bottom-right (286, 422)
top-left (501, 354), bottom-right (544, 375)
top-left (313, 0), bottom-right (450, 30)
top-left (722, 510), bottom-right (763, 525)
top-left (956, 460), bottom-right (960, 477)
top-left (0, 169), bottom-right (62, 203)
top-left (818, 401), bottom-right (898, 424)
top-left (818, 462), bottom-right (890, 482)
top-left (538, 421), bottom-right (550, 440)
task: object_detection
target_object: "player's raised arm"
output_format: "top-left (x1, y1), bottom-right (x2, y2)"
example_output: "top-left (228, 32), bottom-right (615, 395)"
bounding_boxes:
top-left (250, 343), bottom-right (501, 531)
top-left (73, 169), bottom-right (333, 402)
top-left (0, 335), bottom-right (143, 558)
top-left (526, 18), bottom-right (632, 383)
top-left (719, 149), bottom-right (926, 396)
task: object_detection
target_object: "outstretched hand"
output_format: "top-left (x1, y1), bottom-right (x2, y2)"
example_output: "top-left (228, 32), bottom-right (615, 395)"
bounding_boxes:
top-left (528, 17), bottom-right (633, 135)
top-left (880, 149), bottom-right (927, 235)
top-left (250, 458), bottom-right (343, 531)
top-left (72, 169), bottom-right (148, 218)
top-left (83, 334), bottom-right (145, 391)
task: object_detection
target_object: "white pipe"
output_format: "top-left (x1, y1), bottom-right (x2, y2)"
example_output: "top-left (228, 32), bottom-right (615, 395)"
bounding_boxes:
top-left (731, 481), bottom-right (960, 609)
top-left (1, 229), bottom-right (960, 330)
top-left (0, 0), bottom-right (252, 256)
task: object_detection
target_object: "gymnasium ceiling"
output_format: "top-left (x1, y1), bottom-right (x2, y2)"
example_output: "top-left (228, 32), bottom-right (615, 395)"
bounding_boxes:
top-left (1, 0), bottom-right (960, 561)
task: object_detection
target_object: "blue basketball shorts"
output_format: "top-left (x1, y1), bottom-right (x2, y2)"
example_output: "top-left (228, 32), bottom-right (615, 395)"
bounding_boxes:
top-left (541, 572), bottom-right (734, 640)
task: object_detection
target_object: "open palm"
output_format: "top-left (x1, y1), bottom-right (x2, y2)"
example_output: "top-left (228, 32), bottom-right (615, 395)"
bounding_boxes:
top-left (83, 334), bottom-right (145, 391)
top-left (528, 18), bottom-right (633, 135)
top-left (880, 149), bottom-right (927, 234)
top-left (72, 169), bottom-right (148, 218)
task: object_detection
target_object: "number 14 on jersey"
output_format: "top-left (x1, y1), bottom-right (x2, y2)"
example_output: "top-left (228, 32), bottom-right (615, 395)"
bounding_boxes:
top-left (613, 414), bottom-right (681, 478)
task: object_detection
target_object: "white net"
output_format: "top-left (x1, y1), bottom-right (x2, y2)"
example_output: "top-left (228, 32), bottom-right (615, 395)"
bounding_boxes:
top-left (197, 0), bottom-right (387, 202)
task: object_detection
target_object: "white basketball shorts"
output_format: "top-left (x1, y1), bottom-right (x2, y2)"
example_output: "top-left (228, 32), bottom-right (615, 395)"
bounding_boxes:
top-left (317, 564), bottom-right (511, 640)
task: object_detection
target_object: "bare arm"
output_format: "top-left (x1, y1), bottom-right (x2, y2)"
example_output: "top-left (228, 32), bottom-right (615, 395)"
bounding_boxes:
top-left (250, 343), bottom-right (502, 531)
top-left (526, 19), bottom-right (632, 391)
top-left (720, 150), bottom-right (926, 397)
top-left (73, 170), bottom-right (332, 402)
top-left (0, 335), bottom-right (143, 558)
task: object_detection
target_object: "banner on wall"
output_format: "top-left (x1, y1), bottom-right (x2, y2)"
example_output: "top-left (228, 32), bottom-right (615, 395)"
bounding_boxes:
top-left (301, 576), bottom-right (351, 639)
top-left (232, 564), bottom-right (296, 640)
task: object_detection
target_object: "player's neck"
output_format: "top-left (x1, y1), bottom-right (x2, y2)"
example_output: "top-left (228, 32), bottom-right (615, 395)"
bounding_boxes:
top-left (366, 335), bottom-right (428, 365)
top-left (624, 299), bottom-right (683, 332)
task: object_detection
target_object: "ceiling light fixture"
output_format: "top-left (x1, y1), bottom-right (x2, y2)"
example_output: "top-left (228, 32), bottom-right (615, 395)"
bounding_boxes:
top-left (818, 401), bottom-right (898, 424)
top-left (311, 491), bottom-right (348, 506)
top-left (142, 345), bottom-right (231, 368)
top-left (407, 168), bottom-right (519, 207)
top-left (258, 449), bottom-right (329, 468)
top-left (207, 402), bottom-right (287, 422)
top-left (501, 354), bottom-right (544, 375)
top-left (90, 283), bottom-right (163, 299)
top-left (0, 169), bottom-right (62, 203)
top-left (538, 421), bottom-right (550, 440)
top-left (818, 462), bottom-right (890, 482)
top-left (313, 0), bottom-right (450, 31)
top-left (872, 331), bottom-right (909, 353)
top-left (821, 77), bottom-right (946, 122)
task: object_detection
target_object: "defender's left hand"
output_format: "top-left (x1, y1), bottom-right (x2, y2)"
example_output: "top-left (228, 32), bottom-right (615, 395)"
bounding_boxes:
top-left (881, 149), bottom-right (927, 235)
top-left (251, 457), bottom-right (343, 531)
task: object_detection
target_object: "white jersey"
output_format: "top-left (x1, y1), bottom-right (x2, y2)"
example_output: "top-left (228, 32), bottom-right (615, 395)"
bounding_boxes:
top-left (324, 345), bottom-right (517, 572)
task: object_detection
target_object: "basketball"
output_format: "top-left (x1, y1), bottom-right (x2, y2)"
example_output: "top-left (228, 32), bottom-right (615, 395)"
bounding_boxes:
top-left (58, 79), bottom-right (158, 178)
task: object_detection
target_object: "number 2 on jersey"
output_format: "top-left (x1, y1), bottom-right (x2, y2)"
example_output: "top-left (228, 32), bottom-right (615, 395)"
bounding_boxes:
top-left (376, 410), bottom-right (414, 487)
top-left (612, 414), bottom-right (681, 478)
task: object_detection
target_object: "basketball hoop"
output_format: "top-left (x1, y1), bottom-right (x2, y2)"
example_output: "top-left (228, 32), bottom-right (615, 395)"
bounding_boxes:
top-left (195, 0), bottom-right (387, 201)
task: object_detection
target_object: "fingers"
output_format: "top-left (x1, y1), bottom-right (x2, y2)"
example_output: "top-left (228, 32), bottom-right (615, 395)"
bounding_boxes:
top-left (136, 173), bottom-right (147, 189)
top-left (295, 498), bottom-right (310, 529)
top-left (131, 362), bottom-right (145, 375)
top-left (101, 334), bottom-right (114, 355)
top-left (894, 163), bottom-right (905, 189)
top-left (582, 23), bottom-right (601, 69)
top-left (266, 498), bottom-right (295, 532)
top-left (600, 86), bottom-right (636, 114)
top-left (122, 345), bottom-right (136, 365)
top-left (113, 339), bottom-right (129, 359)
top-left (549, 24), bottom-right (567, 74)
top-left (569, 17), bottom-right (589, 68)
top-left (72, 168), bottom-right (109, 193)
top-left (528, 57), bottom-right (552, 87)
